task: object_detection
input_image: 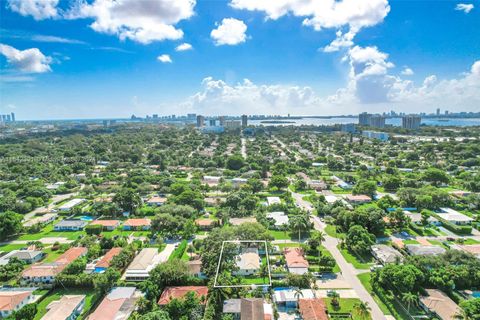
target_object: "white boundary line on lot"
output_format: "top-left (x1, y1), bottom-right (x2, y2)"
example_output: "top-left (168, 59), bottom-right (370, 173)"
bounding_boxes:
top-left (213, 240), bottom-right (272, 288)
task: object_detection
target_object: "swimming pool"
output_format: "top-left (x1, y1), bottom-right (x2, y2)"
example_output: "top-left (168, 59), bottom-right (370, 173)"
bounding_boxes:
top-left (472, 291), bottom-right (480, 298)
top-left (79, 216), bottom-right (94, 221)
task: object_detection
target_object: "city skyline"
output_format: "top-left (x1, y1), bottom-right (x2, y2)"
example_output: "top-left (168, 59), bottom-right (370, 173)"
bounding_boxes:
top-left (1, 0), bottom-right (479, 120)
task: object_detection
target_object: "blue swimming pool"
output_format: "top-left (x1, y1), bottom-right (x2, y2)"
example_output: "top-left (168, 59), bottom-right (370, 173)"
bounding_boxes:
top-left (79, 216), bottom-right (94, 221)
top-left (472, 291), bottom-right (480, 298)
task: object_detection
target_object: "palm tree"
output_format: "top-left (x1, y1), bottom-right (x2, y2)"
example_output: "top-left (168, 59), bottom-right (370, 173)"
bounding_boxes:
top-left (401, 292), bottom-right (418, 313)
top-left (290, 214), bottom-right (309, 242)
top-left (310, 231), bottom-right (326, 262)
top-left (353, 302), bottom-right (371, 319)
top-left (330, 290), bottom-right (340, 308)
top-left (259, 263), bottom-right (269, 282)
top-left (294, 287), bottom-right (304, 300)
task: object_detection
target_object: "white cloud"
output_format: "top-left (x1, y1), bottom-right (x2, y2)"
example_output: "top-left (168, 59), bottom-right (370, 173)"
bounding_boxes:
top-left (67, 0), bottom-right (195, 44)
top-left (175, 43), bottom-right (193, 51)
top-left (455, 3), bottom-right (474, 13)
top-left (401, 67), bottom-right (414, 76)
top-left (7, 0), bottom-right (58, 20)
top-left (231, 0), bottom-right (390, 51)
top-left (157, 54), bottom-right (172, 63)
top-left (211, 18), bottom-right (248, 46)
top-left (0, 44), bottom-right (52, 73)
top-left (31, 35), bottom-right (86, 44)
top-left (183, 77), bottom-right (322, 115)
top-left (327, 45), bottom-right (480, 112)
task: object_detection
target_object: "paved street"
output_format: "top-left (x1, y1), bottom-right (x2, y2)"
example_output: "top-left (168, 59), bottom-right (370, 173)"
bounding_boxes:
top-left (291, 191), bottom-right (314, 212)
top-left (311, 216), bottom-right (387, 320)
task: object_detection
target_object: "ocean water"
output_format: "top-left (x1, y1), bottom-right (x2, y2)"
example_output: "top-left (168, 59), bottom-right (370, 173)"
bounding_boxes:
top-left (250, 117), bottom-right (480, 127)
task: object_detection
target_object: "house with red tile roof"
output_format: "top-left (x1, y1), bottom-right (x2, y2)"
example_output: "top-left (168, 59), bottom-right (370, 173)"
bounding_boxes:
top-left (0, 289), bottom-right (36, 318)
top-left (158, 286), bottom-right (208, 305)
top-left (21, 247), bottom-right (87, 286)
top-left (284, 248), bottom-right (309, 275)
top-left (86, 248), bottom-right (123, 274)
top-left (345, 194), bottom-right (372, 204)
top-left (90, 220), bottom-right (120, 231)
top-left (298, 299), bottom-right (328, 320)
top-left (88, 287), bottom-right (142, 320)
top-left (123, 218), bottom-right (151, 230)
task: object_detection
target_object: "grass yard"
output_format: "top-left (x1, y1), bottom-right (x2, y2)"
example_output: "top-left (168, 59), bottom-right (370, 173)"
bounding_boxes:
top-left (240, 276), bottom-right (270, 285)
top-left (402, 239), bottom-right (419, 245)
top-left (339, 246), bottom-right (374, 270)
top-left (268, 230), bottom-right (294, 240)
top-left (323, 298), bottom-right (371, 320)
top-left (357, 273), bottom-right (392, 315)
top-left (0, 243), bottom-right (27, 252)
top-left (43, 247), bottom-right (64, 262)
top-left (34, 288), bottom-right (100, 320)
top-left (17, 224), bottom-right (84, 241)
top-left (275, 242), bottom-right (301, 250)
top-left (325, 225), bottom-right (342, 238)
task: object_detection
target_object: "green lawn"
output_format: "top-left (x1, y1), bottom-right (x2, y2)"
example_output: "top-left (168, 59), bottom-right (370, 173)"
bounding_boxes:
top-left (402, 239), bottom-right (419, 245)
top-left (323, 298), bottom-right (371, 320)
top-left (0, 243), bottom-right (26, 252)
top-left (34, 288), bottom-right (100, 320)
top-left (275, 242), bottom-right (301, 250)
top-left (325, 225), bottom-right (342, 238)
top-left (43, 248), bottom-right (64, 262)
top-left (17, 224), bottom-right (84, 241)
top-left (339, 246), bottom-right (374, 270)
top-left (240, 276), bottom-right (270, 285)
top-left (268, 230), bottom-right (293, 240)
top-left (357, 273), bottom-right (392, 315)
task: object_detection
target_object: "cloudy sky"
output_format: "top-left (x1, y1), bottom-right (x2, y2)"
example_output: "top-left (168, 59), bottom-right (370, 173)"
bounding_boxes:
top-left (0, 0), bottom-right (479, 120)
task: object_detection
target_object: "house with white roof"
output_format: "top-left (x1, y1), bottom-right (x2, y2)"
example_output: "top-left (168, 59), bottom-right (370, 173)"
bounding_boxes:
top-left (123, 248), bottom-right (163, 281)
top-left (58, 198), bottom-right (86, 212)
top-left (0, 250), bottom-right (45, 266)
top-left (273, 289), bottom-right (315, 308)
top-left (437, 208), bottom-right (474, 225)
top-left (266, 212), bottom-right (289, 229)
top-left (266, 197), bottom-right (281, 206)
top-left (233, 248), bottom-right (260, 276)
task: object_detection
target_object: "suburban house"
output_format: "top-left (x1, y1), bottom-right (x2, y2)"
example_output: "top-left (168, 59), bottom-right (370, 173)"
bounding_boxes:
top-left (54, 219), bottom-right (88, 231)
top-left (222, 298), bottom-right (273, 320)
top-left (41, 295), bottom-right (85, 320)
top-left (86, 247), bottom-right (122, 274)
top-left (230, 217), bottom-right (257, 226)
top-left (187, 259), bottom-right (206, 279)
top-left (408, 213), bottom-right (440, 226)
top-left (419, 289), bottom-right (461, 320)
top-left (345, 194), bottom-right (372, 204)
top-left (232, 178), bottom-right (248, 187)
top-left (123, 218), bottom-right (151, 231)
top-left (266, 212), bottom-right (289, 229)
top-left (405, 244), bottom-right (446, 256)
top-left (233, 248), bottom-right (261, 276)
top-left (457, 244), bottom-right (480, 259)
top-left (195, 218), bottom-right (217, 230)
top-left (58, 198), bottom-right (86, 212)
top-left (158, 286), bottom-right (208, 306)
top-left (371, 244), bottom-right (404, 264)
top-left (87, 287), bottom-right (142, 320)
top-left (90, 220), bottom-right (120, 231)
top-left (146, 195), bottom-right (167, 206)
top-left (437, 208), bottom-right (474, 225)
top-left (266, 197), bottom-right (281, 206)
top-left (284, 248), bottom-right (309, 275)
top-left (46, 181), bottom-right (66, 190)
top-left (21, 247), bottom-right (88, 286)
top-left (123, 248), bottom-right (162, 281)
top-left (0, 250), bottom-right (45, 266)
top-left (273, 289), bottom-right (315, 308)
top-left (308, 180), bottom-right (327, 191)
top-left (203, 176), bottom-right (221, 186)
top-left (298, 298), bottom-right (329, 320)
top-left (23, 213), bottom-right (57, 228)
top-left (0, 288), bottom-right (37, 318)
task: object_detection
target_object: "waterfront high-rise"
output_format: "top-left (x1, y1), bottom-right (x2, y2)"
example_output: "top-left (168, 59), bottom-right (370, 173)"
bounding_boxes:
top-left (241, 115), bottom-right (248, 127)
top-left (359, 112), bottom-right (372, 126)
top-left (196, 115), bottom-right (205, 127)
top-left (402, 115), bottom-right (421, 129)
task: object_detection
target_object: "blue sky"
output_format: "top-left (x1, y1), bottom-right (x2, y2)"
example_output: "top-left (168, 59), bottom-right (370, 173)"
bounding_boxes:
top-left (0, 0), bottom-right (479, 120)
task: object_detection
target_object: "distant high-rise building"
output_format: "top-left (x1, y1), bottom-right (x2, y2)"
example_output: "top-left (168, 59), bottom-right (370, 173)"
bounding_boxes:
top-left (241, 114), bottom-right (248, 127)
top-left (445, 110), bottom-right (449, 115)
top-left (187, 113), bottom-right (196, 120)
top-left (369, 115), bottom-right (386, 128)
top-left (10, 112), bottom-right (15, 122)
top-left (341, 123), bottom-right (356, 133)
top-left (152, 114), bottom-right (158, 119)
top-left (219, 116), bottom-right (225, 126)
top-left (196, 115), bottom-right (205, 127)
top-left (358, 112), bottom-right (372, 126)
top-left (208, 119), bottom-right (217, 126)
top-left (402, 115), bottom-right (421, 129)
top-left (436, 108), bottom-right (440, 115)
top-left (6, 114), bottom-right (11, 122)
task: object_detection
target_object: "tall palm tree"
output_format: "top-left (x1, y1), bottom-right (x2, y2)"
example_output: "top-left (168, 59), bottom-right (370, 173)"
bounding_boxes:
top-left (330, 290), bottom-right (340, 308)
top-left (401, 292), bottom-right (418, 313)
top-left (310, 231), bottom-right (326, 262)
top-left (290, 214), bottom-right (309, 242)
top-left (294, 287), bottom-right (304, 300)
top-left (353, 301), bottom-right (371, 319)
